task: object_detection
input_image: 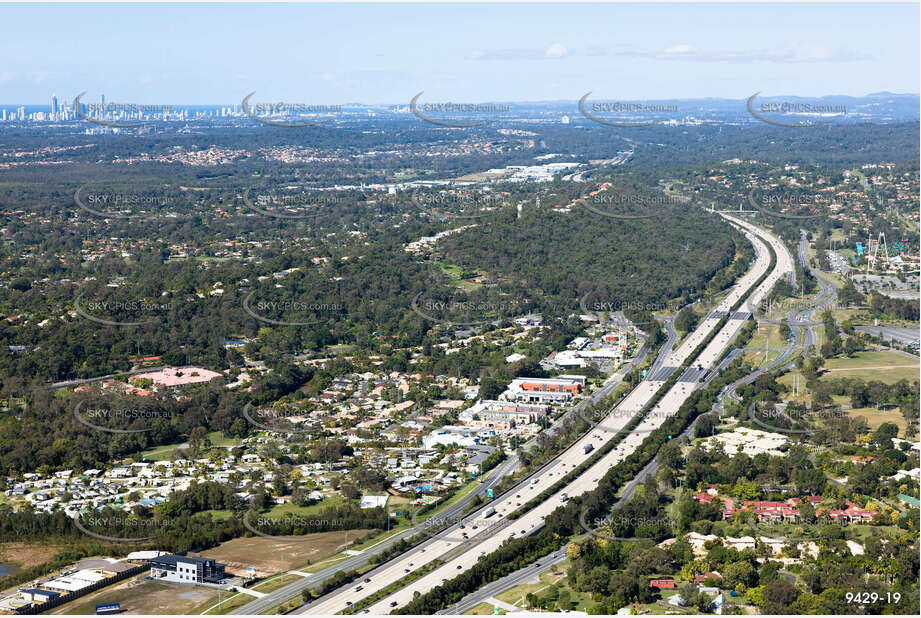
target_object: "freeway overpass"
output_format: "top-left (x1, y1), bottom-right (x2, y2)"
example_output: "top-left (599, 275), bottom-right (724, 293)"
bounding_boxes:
top-left (298, 215), bottom-right (793, 614)
top-left (231, 320), bottom-right (654, 614)
top-left (447, 240), bottom-right (838, 616)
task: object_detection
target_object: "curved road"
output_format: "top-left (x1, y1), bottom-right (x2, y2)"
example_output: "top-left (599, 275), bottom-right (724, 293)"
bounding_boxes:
top-left (447, 224), bottom-right (826, 615)
top-left (304, 215), bottom-right (792, 615)
top-left (234, 318), bottom-right (654, 615)
top-left (228, 453), bottom-right (518, 615)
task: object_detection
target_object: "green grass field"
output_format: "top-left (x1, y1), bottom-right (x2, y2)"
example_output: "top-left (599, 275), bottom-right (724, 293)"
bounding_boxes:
top-left (200, 592), bottom-right (251, 614)
top-left (829, 229), bottom-right (848, 243)
top-left (831, 308), bottom-right (866, 324)
top-left (821, 350), bottom-right (919, 383)
top-left (264, 495), bottom-right (347, 517)
top-left (837, 402), bottom-right (908, 435)
top-left (433, 260), bottom-right (464, 279)
top-left (325, 343), bottom-right (357, 356)
top-left (743, 324), bottom-right (789, 368)
top-left (140, 431), bottom-right (241, 461)
top-left (250, 573), bottom-right (302, 593)
top-left (430, 260), bottom-right (484, 291)
top-left (494, 560), bottom-right (569, 607)
top-left (465, 602), bottom-right (504, 615)
top-left (777, 357), bottom-right (913, 437)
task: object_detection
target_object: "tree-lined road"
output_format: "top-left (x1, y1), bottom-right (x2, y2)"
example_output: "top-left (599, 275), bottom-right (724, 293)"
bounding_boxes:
top-left (234, 317), bottom-right (654, 615)
top-left (300, 214), bottom-right (793, 615)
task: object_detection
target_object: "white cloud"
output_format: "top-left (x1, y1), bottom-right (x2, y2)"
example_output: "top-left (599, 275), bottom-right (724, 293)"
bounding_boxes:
top-left (468, 43), bottom-right (569, 61)
top-left (545, 43), bottom-right (569, 59)
top-left (663, 44), bottom-right (696, 56)
top-left (649, 43), bottom-right (872, 63)
top-left (469, 42), bottom-right (871, 64)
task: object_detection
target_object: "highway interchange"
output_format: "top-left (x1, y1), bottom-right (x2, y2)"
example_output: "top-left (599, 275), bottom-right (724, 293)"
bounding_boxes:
top-left (448, 228), bottom-right (841, 615)
top-left (296, 214), bottom-right (795, 615)
top-left (232, 321), bottom-right (653, 614)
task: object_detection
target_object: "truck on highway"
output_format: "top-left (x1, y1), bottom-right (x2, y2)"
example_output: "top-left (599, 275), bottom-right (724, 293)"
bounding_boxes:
top-left (482, 506), bottom-right (496, 518)
top-left (583, 443), bottom-right (594, 455)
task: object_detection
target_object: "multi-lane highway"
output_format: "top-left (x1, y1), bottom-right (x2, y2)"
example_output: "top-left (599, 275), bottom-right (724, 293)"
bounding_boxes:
top-left (228, 453), bottom-right (519, 615)
top-left (646, 313), bottom-right (679, 380)
top-left (449, 225), bottom-right (812, 615)
top-left (296, 376), bottom-right (665, 615)
top-left (437, 549), bottom-right (569, 615)
top-left (404, 225), bottom-right (837, 616)
top-left (298, 215), bottom-right (793, 615)
top-left (796, 230), bottom-right (837, 351)
top-left (233, 317), bottom-right (654, 615)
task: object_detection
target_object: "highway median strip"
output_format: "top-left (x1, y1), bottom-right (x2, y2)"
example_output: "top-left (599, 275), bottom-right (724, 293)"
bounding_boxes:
top-left (393, 218), bottom-right (785, 614)
top-left (342, 559), bottom-right (446, 614)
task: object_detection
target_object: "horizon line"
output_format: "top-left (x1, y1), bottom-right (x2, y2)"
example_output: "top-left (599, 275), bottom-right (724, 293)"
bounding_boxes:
top-left (2, 91), bottom-right (920, 108)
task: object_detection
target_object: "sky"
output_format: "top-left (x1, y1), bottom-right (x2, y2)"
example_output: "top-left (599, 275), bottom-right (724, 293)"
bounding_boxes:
top-left (0, 2), bottom-right (918, 105)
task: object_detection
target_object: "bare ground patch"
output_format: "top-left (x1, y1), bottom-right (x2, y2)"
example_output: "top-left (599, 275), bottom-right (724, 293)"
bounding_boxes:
top-left (0, 542), bottom-right (69, 571)
top-left (51, 575), bottom-right (220, 615)
top-left (196, 529), bottom-right (372, 576)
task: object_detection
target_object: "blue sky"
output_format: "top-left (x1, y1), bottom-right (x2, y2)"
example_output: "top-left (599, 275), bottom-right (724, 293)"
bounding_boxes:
top-left (1, 2), bottom-right (918, 104)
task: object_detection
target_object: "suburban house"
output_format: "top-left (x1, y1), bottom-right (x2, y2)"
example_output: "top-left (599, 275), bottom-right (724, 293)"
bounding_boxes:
top-left (719, 497), bottom-right (877, 524)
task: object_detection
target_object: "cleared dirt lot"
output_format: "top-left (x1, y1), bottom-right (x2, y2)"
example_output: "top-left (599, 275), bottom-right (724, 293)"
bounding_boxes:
top-left (0, 542), bottom-right (68, 573)
top-left (51, 575), bottom-right (220, 615)
top-left (196, 529), bottom-right (372, 576)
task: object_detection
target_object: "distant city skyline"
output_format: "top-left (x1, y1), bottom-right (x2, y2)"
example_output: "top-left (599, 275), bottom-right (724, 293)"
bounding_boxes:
top-left (0, 2), bottom-right (918, 105)
top-left (3, 90), bottom-right (920, 108)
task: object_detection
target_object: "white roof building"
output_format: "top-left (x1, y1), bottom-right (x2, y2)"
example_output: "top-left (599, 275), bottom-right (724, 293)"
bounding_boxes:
top-left (890, 468), bottom-right (920, 482)
top-left (705, 428), bottom-right (789, 457)
top-left (125, 550), bottom-right (169, 561)
top-left (548, 350), bottom-right (587, 368)
top-left (360, 495), bottom-right (389, 509)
